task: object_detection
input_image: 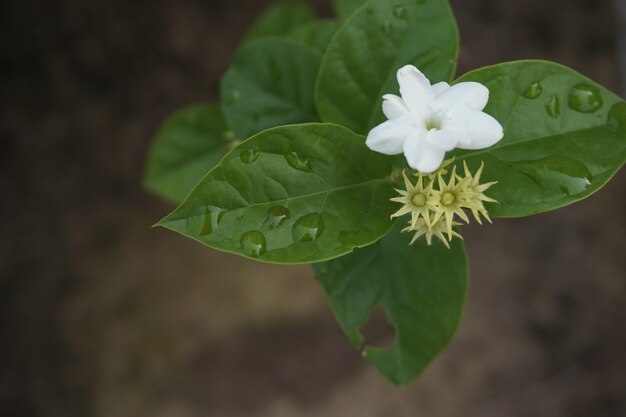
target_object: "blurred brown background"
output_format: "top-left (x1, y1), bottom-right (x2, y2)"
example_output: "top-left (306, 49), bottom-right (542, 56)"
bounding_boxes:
top-left (1, 0), bottom-right (625, 416)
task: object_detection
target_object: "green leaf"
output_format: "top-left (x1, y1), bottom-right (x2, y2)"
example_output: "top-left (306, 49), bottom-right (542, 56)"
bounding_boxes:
top-left (452, 60), bottom-right (626, 218)
top-left (243, 1), bottom-right (315, 44)
top-left (158, 123), bottom-right (397, 264)
top-left (314, 222), bottom-right (468, 386)
top-left (333, 0), bottom-right (368, 19)
top-left (286, 20), bottom-right (340, 53)
top-left (220, 38), bottom-right (322, 141)
top-left (316, 0), bottom-right (459, 135)
top-left (143, 105), bottom-right (233, 204)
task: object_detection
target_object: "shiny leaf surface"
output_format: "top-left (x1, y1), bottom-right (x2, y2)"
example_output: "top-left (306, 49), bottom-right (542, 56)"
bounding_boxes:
top-left (159, 123), bottom-right (397, 264)
top-left (453, 60), bottom-right (626, 217)
top-left (144, 105), bottom-right (233, 203)
top-left (316, 0), bottom-right (459, 134)
top-left (221, 38), bottom-right (322, 140)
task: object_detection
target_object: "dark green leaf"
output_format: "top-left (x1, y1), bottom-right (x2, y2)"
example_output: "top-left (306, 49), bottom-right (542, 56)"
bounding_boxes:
top-left (143, 105), bottom-right (233, 204)
top-left (316, 0), bottom-right (459, 134)
top-left (286, 20), bottom-right (340, 53)
top-left (158, 123), bottom-right (397, 264)
top-left (243, 1), bottom-right (315, 44)
top-left (453, 60), bottom-right (626, 217)
top-left (314, 222), bottom-right (468, 386)
top-left (220, 38), bottom-right (322, 140)
top-left (333, 0), bottom-right (369, 19)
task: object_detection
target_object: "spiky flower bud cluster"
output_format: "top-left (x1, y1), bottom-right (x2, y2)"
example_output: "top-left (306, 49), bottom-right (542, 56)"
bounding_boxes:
top-left (390, 160), bottom-right (497, 248)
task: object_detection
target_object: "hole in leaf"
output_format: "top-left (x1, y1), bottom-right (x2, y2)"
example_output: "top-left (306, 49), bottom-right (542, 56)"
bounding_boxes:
top-left (359, 305), bottom-right (396, 352)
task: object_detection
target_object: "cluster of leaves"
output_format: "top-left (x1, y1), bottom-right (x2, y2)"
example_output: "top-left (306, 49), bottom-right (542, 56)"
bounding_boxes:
top-left (144, 0), bottom-right (626, 385)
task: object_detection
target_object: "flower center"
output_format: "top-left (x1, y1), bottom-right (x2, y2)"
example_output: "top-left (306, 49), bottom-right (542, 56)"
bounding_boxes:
top-left (411, 192), bottom-right (427, 207)
top-left (425, 115), bottom-right (442, 131)
top-left (441, 191), bottom-right (456, 206)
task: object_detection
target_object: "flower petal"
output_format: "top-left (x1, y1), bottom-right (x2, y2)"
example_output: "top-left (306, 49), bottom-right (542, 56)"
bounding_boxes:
top-left (432, 81), bottom-right (450, 97)
top-left (397, 65), bottom-right (434, 115)
top-left (446, 104), bottom-right (504, 150)
top-left (382, 94), bottom-right (410, 119)
top-left (423, 126), bottom-right (463, 151)
top-left (435, 81), bottom-right (489, 111)
top-left (403, 133), bottom-right (446, 173)
top-left (366, 118), bottom-right (413, 155)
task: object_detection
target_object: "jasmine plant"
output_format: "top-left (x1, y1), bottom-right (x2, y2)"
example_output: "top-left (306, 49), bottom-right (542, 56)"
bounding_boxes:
top-left (143, 0), bottom-right (626, 385)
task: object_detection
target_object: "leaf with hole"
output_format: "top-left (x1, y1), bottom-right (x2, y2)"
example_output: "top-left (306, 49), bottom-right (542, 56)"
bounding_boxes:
top-left (451, 60), bottom-right (626, 218)
top-left (316, 0), bottom-right (459, 134)
top-left (314, 222), bottom-right (468, 386)
top-left (221, 38), bottom-right (322, 141)
top-left (158, 123), bottom-right (397, 264)
top-left (143, 105), bottom-right (233, 204)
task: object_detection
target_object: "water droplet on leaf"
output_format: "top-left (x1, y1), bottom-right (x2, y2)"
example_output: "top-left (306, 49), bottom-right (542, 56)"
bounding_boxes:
top-left (522, 81), bottom-right (542, 99)
top-left (264, 206), bottom-right (290, 229)
top-left (568, 83), bottom-right (603, 113)
top-left (608, 102), bottom-right (626, 135)
top-left (240, 231), bottom-right (267, 257)
top-left (393, 5), bottom-right (407, 18)
top-left (545, 95), bottom-right (560, 118)
top-left (292, 213), bottom-right (325, 242)
top-left (200, 205), bottom-right (227, 236)
top-left (240, 149), bottom-right (260, 164)
top-left (285, 152), bottom-right (312, 172)
top-left (515, 156), bottom-right (592, 196)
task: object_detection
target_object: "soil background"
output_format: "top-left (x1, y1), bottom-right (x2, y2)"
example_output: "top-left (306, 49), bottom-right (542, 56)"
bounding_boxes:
top-left (1, 0), bottom-right (625, 416)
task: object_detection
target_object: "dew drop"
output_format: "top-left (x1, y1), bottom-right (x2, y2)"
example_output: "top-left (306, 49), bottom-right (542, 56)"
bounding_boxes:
top-left (608, 102), bottom-right (626, 135)
top-left (292, 213), bottom-right (325, 242)
top-left (515, 156), bottom-right (592, 196)
top-left (545, 95), bottom-right (560, 118)
top-left (381, 21), bottom-right (393, 35)
top-left (393, 5), bottom-right (407, 19)
top-left (568, 83), bottom-right (603, 113)
top-left (240, 231), bottom-right (267, 257)
top-left (240, 149), bottom-right (260, 164)
top-left (522, 81), bottom-right (542, 99)
top-left (264, 206), bottom-right (290, 229)
top-left (285, 152), bottom-right (312, 172)
top-left (200, 205), bottom-right (227, 236)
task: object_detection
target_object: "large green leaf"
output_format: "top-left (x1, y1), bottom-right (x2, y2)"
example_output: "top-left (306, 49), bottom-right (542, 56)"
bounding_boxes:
top-left (220, 38), bottom-right (322, 141)
top-left (333, 0), bottom-right (368, 19)
top-left (314, 222), bottom-right (468, 386)
top-left (286, 20), bottom-right (340, 53)
top-left (143, 105), bottom-right (233, 204)
top-left (315, 0), bottom-right (459, 135)
top-left (243, 1), bottom-right (315, 44)
top-left (452, 60), bottom-right (626, 218)
top-left (158, 123), bottom-right (397, 264)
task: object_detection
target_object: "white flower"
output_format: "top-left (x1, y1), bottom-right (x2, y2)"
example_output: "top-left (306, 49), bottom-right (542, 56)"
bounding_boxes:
top-left (366, 65), bottom-right (504, 173)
